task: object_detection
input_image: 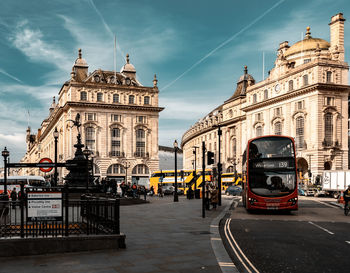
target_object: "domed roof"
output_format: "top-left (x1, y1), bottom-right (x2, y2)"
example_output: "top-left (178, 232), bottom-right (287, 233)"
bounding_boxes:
top-left (74, 49), bottom-right (88, 67)
top-left (120, 54), bottom-right (136, 73)
top-left (284, 27), bottom-right (330, 57)
top-left (237, 66), bottom-right (255, 83)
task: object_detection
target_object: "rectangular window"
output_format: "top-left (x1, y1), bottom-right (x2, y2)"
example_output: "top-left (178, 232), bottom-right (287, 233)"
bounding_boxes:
top-left (304, 59), bottom-right (311, 64)
top-left (296, 101), bottom-right (304, 110)
top-left (326, 71), bottom-right (332, 83)
top-left (97, 92), bottom-right (103, 102)
top-left (325, 97), bottom-right (334, 106)
top-left (136, 116), bottom-right (146, 123)
top-left (255, 113), bottom-right (262, 121)
top-left (86, 113), bottom-right (96, 121)
top-left (111, 114), bottom-right (121, 122)
top-left (274, 107), bottom-right (282, 116)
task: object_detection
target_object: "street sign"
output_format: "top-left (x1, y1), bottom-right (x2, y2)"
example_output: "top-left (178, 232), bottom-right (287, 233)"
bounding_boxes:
top-left (27, 191), bottom-right (63, 221)
top-left (39, 158), bottom-right (53, 172)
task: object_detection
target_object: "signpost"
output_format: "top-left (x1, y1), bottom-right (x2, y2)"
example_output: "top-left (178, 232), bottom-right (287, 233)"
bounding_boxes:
top-left (39, 158), bottom-right (53, 173)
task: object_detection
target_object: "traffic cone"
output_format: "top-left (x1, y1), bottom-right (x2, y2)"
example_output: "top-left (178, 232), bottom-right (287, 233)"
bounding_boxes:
top-left (338, 192), bottom-right (345, 204)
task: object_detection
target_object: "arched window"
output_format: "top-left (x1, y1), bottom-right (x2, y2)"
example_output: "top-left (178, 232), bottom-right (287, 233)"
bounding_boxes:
top-left (144, 96), bottom-right (150, 105)
top-left (324, 113), bottom-right (333, 145)
top-left (264, 89), bottom-right (268, 100)
top-left (111, 128), bottom-right (121, 156)
top-left (326, 71), bottom-right (332, 83)
top-left (107, 164), bottom-right (125, 174)
top-left (296, 117), bottom-right (304, 149)
top-left (97, 92), bottom-right (103, 102)
top-left (132, 164), bottom-right (149, 174)
top-left (288, 80), bottom-right (293, 91)
top-left (129, 95), bottom-right (135, 104)
top-left (80, 91), bottom-right (87, 101)
top-left (303, 75), bottom-right (308, 86)
top-left (232, 138), bottom-right (236, 158)
top-left (253, 94), bottom-right (257, 103)
top-left (135, 129), bottom-right (146, 157)
top-left (274, 122), bottom-right (282, 135)
top-left (85, 127), bottom-right (95, 152)
top-left (113, 94), bottom-right (119, 103)
top-left (256, 126), bottom-right (263, 137)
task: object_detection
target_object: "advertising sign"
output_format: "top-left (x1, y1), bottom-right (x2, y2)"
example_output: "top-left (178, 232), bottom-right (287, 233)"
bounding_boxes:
top-left (27, 191), bottom-right (63, 221)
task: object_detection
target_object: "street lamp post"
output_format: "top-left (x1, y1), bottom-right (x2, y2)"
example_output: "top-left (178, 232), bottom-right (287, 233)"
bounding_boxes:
top-left (192, 146), bottom-right (199, 191)
top-left (232, 159), bottom-right (237, 184)
top-left (215, 125), bottom-right (222, 206)
top-left (2, 147), bottom-right (9, 198)
top-left (53, 127), bottom-right (59, 187)
top-left (123, 160), bottom-right (130, 184)
top-left (83, 146), bottom-right (92, 192)
top-left (174, 140), bottom-right (179, 202)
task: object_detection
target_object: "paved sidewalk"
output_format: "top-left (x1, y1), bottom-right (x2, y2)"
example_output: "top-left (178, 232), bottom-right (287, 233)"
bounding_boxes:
top-left (0, 196), bottom-right (232, 273)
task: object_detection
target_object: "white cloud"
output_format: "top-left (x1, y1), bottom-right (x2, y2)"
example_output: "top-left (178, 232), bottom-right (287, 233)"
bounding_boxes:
top-left (159, 97), bottom-right (221, 121)
top-left (9, 21), bottom-right (72, 71)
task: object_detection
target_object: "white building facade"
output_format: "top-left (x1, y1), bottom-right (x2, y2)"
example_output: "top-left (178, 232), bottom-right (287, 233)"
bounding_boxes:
top-left (181, 13), bottom-right (349, 183)
top-left (21, 50), bottom-right (164, 185)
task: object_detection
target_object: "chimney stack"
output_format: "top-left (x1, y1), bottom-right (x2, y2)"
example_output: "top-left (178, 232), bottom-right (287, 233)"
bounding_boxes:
top-left (329, 13), bottom-right (346, 61)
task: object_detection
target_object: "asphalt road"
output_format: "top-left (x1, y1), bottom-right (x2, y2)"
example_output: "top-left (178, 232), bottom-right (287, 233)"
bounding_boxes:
top-left (220, 196), bottom-right (350, 273)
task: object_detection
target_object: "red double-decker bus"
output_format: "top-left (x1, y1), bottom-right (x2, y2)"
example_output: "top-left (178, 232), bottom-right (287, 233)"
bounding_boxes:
top-left (242, 135), bottom-right (298, 211)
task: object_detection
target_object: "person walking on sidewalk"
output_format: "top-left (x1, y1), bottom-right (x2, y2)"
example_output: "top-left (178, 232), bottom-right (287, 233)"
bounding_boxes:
top-left (10, 188), bottom-right (17, 209)
top-left (210, 186), bottom-right (218, 210)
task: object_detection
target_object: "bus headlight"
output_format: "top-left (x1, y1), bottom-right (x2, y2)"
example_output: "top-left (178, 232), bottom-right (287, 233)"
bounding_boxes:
top-left (288, 198), bottom-right (297, 205)
top-left (248, 197), bottom-right (257, 204)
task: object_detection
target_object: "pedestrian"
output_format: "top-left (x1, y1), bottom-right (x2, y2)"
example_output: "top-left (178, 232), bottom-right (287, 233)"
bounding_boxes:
top-left (131, 183), bottom-right (137, 198)
top-left (210, 186), bottom-right (218, 210)
top-left (120, 181), bottom-right (126, 197)
top-left (158, 184), bottom-right (163, 197)
top-left (140, 186), bottom-right (147, 200)
top-left (150, 186), bottom-right (154, 196)
top-left (10, 188), bottom-right (17, 209)
top-left (205, 182), bottom-right (211, 210)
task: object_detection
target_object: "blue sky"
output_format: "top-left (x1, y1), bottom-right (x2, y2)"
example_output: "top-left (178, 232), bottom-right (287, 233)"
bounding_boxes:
top-left (0, 0), bottom-right (349, 163)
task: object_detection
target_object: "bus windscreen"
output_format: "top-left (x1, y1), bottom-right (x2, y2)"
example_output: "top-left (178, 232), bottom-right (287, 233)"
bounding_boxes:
top-left (248, 137), bottom-right (296, 197)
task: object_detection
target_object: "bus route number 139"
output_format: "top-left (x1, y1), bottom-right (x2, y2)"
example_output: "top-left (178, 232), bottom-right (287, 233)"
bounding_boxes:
top-left (279, 161), bottom-right (288, 168)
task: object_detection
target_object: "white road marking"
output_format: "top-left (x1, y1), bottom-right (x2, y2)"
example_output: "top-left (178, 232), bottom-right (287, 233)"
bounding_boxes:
top-left (346, 241), bottom-right (350, 244)
top-left (210, 225), bottom-right (219, 228)
top-left (219, 262), bottom-right (236, 267)
top-left (211, 237), bottom-right (222, 241)
top-left (308, 221), bottom-right (334, 235)
top-left (313, 199), bottom-right (339, 209)
top-left (225, 219), bottom-right (260, 273)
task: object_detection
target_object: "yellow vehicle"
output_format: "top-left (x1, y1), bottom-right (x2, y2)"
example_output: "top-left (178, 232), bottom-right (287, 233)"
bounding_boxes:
top-left (149, 169), bottom-right (213, 196)
top-left (149, 170), bottom-right (190, 195)
top-left (184, 169), bottom-right (213, 195)
top-left (221, 173), bottom-right (242, 191)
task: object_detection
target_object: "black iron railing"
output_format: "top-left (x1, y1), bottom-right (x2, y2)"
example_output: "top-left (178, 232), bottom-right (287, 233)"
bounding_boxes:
top-left (0, 188), bottom-right (120, 238)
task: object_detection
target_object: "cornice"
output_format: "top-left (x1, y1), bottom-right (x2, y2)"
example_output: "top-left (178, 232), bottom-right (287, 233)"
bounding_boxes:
top-left (63, 101), bottom-right (164, 112)
top-left (181, 116), bottom-right (245, 147)
top-left (242, 83), bottom-right (350, 112)
top-left (68, 82), bottom-right (159, 93)
top-left (247, 60), bottom-right (349, 93)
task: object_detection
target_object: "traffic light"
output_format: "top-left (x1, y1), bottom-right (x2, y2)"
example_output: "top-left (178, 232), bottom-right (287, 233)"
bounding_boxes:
top-left (180, 170), bottom-right (184, 180)
top-left (308, 170), bottom-right (312, 178)
top-left (207, 151), bottom-right (215, 165)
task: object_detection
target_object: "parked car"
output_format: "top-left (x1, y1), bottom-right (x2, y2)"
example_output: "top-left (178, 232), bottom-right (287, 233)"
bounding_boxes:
top-left (163, 185), bottom-right (175, 195)
top-left (225, 186), bottom-right (242, 196)
top-left (298, 188), bottom-right (305, 196)
top-left (305, 189), bottom-right (316, 196)
top-left (162, 185), bottom-right (184, 195)
top-left (314, 189), bottom-right (326, 197)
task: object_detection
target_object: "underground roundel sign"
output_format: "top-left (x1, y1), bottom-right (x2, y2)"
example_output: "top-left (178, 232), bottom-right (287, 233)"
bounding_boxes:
top-left (39, 158), bottom-right (53, 172)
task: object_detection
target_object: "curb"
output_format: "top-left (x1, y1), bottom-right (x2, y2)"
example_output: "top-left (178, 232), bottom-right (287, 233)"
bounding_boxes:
top-left (210, 199), bottom-right (239, 273)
